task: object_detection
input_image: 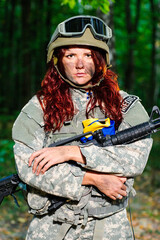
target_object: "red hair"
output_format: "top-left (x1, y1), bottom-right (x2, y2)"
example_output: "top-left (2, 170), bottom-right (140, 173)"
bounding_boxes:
top-left (37, 47), bottom-right (122, 132)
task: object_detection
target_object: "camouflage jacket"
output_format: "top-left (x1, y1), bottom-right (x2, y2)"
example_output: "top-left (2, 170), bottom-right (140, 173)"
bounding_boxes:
top-left (12, 89), bottom-right (153, 225)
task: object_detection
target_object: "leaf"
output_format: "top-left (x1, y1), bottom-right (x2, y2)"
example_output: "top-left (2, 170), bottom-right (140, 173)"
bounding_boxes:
top-left (68, 0), bottom-right (76, 9)
top-left (100, 3), bottom-right (110, 14)
top-left (61, 0), bottom-right (113, 13)
top-left (61, 0), bottom-right (76, 8)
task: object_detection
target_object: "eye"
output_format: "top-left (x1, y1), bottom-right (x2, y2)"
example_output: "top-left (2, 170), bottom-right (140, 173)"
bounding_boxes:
top-left (85, 53), bottom-right (92, 58)
top-left (65, 54), bottom-right (75, 59)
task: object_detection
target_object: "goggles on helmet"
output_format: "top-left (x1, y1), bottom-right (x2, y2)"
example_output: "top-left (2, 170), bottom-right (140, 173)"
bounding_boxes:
top-left (48, 15), bottom-right (112, 46)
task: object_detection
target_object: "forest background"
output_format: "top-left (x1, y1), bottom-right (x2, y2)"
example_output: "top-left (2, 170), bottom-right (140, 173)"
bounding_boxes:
top-left (0, 0), bottom-right (160, 239)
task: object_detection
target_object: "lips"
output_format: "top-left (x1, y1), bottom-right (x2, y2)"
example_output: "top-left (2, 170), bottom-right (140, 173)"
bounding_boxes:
top-left (76, 73), bottom-right (86, 77)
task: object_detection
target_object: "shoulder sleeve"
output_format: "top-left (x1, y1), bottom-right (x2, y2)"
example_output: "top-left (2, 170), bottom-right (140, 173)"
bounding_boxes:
top-left (120, 90), bottom-right (149, 126)
top-left (12, 95), bottom-right (45, 150)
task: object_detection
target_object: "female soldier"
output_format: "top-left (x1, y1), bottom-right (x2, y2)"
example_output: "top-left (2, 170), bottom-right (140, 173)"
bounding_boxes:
top-left (12, 16), bottom-right (152, 240)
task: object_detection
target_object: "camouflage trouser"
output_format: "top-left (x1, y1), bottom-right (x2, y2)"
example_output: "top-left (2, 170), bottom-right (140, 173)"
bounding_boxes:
top-left (26, 209), bottom-right (133, 240)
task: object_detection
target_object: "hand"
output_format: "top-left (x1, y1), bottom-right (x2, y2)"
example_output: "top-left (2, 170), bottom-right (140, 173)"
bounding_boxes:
top-left (82, 172), bottom-right (127, 200)
top-left (28, 146), bottom-right (85, 175)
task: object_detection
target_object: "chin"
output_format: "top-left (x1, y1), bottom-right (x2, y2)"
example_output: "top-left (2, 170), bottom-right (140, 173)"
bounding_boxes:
top-left (75, 79), bottom-right (91, 86)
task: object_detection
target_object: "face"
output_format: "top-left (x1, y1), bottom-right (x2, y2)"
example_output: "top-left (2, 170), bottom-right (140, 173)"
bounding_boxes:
top-left (62, 47), bottom-right (95, 86)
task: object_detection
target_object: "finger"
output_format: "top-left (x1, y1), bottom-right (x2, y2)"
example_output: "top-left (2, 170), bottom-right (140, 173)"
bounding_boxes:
top-left (36, 158), bottom-right (49, 175)
top-left (28, 149), bottom-right (45, 166)
top-left (116, 194), bottom-right (123, 200)
top-left (32, 153), bottom-right (47, 173)
top-left (113, 187), bottom-right (127, 200)
top-left (114, 193), bottom-right (124, 200)
top-left (105, 192), bottom-right (117, 200)
top-left (119, 189), bottom-right (127, 197)
top-left (28, 152), bottom-right (39, 167)
top-left (121, 184), bottom-right (127, 191)
top-left (119, 177), bottom-right (127, 183)
top-left (111, 196), bottom-right (117, 200)
top-left (41, 161), bottom-right (54, 174)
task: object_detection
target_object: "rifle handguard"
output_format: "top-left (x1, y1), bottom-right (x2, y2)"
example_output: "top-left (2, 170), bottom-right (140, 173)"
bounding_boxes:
top-left (102, 106), bottom-right (160, 147)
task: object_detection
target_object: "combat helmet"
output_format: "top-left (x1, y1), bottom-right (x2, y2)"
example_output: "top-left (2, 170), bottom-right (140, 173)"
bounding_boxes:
top-left (47, 15), bottom-right (112, 88)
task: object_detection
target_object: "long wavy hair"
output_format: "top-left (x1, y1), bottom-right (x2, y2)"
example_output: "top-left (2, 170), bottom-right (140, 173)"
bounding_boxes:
top-left (37, 46), bottom-right (123, 132)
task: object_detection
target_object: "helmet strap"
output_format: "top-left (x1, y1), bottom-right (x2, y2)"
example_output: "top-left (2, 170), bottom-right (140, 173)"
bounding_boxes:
top-left (55, 65), bottom-right (105, 89)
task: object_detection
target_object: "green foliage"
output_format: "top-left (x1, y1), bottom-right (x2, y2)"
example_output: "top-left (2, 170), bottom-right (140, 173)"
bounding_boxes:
top-left (113, 0), bottom-right (160, 109)
top-left (147, 135), bottom-right (160, 170)
top-left (61, 0), bottom-right (115, 13)
top-left (0, 140), bottom-right (15, 177)
top-left (62, 0), bottom-right (76, 9)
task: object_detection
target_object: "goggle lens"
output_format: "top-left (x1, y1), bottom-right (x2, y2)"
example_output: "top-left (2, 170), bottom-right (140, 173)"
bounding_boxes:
top-left (65, 17), bottom-right (107, 36)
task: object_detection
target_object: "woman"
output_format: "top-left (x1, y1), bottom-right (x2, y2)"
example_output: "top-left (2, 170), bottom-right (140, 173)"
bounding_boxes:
top-left (12, 16), bottom-right (152, 240)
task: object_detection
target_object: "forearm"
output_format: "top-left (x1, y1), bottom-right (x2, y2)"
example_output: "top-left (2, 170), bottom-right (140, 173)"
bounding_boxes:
top-left (30, 136), bottom-right (152, 179)
top-left (66, 146), bottom-right (86, 164)
top-left (14, 142), bottom-right (86, 201)
top-left (82, 170), bottom-right (127, 200)
top-left (80, 137), bottom-right (153, 177)
top-left (28, 145), bottom-right (86, 175)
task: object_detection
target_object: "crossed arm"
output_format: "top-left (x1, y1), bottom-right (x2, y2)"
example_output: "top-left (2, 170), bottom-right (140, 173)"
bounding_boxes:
top-left (13, 98), bottom-right (152, 202)
top-left (28, 145), bottom-right (127, 200)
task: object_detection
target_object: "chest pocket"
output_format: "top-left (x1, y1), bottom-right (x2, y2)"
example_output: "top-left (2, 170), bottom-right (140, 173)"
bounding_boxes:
top-left (44, 121), bottom-right (81, 147)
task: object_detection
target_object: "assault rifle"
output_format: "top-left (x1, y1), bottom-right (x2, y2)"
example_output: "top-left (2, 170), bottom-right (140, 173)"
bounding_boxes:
top-left (0, 105), bottom-right (160, 210)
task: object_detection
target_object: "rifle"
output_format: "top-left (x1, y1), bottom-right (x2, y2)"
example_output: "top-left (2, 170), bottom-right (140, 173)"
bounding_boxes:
top-left (0, 105), bottom-right (160, 211)
top-left (0, 174), bottom-right (21, 206)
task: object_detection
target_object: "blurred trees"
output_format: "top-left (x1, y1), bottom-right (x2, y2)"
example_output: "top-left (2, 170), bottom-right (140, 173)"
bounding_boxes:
top-left (0, 0), bottom-right (159, 113)
top-left (0, 3), bottom-right (159, 237)
top-left (113, 0), bottom-right (160, 110)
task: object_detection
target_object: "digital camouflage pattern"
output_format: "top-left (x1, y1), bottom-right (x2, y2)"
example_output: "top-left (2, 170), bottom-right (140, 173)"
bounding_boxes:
top-left (26, 209), bottom-right (133, 240)
top-left (12, 89), bottom-right (153, 239)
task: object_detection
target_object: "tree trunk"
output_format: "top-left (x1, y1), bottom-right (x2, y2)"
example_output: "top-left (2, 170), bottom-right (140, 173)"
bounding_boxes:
top-left (8, 0), bottom-right (17, 111)
top-left (96, 2), bottom-right (116, 71)
top-left (148, 0), bottom-right (159, 108)
top-left (20, 0), bottom-right (32, 107)
top-left (124, 0), bottom-right (141, 92)
top-left (0, 0), bottom-right (16, 112)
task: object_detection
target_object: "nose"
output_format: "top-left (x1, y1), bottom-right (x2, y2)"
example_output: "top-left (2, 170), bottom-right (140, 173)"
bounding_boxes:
top-left (76, 58), bottom-right (84, 69)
